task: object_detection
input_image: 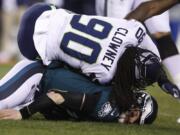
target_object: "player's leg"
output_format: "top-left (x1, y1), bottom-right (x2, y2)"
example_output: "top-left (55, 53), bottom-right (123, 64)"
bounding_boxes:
top-left (149, 21), bottom-right (180, 89)
top-left (161, 54), bottom-right (180, 88)
top-left (0, 59), bottom-right (45, 109)
top-left (134, 0), bottom-right (180, 89)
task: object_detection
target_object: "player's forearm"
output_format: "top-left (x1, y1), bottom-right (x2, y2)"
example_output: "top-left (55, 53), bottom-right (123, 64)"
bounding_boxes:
top-left (125, 0), bottom-right (179, 22)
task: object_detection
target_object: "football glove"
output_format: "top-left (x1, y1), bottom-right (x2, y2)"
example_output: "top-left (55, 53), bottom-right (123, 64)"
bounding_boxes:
top-left (159, 81), bottom-right (180, 99)
top-left (157, 67), bottom-right (180, 99)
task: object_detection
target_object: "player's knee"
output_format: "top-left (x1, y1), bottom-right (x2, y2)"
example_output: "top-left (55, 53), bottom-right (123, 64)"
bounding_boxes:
top-left (47, 91), bottom-right (65, 105)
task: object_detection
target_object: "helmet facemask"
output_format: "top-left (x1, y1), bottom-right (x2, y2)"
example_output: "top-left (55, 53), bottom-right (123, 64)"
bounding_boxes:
top-left (134, 48), bottom-right (161, 89)
top-left (118, 91), bottom-right (158, 124)
top-left (134, 91), bottom-right (158, 124)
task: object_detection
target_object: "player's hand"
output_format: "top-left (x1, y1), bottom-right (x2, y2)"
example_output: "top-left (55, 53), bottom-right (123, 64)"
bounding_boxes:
top-left (0, 109), bottom-right (22, 120)
top-left (160, 82), bottom-right (180, 99)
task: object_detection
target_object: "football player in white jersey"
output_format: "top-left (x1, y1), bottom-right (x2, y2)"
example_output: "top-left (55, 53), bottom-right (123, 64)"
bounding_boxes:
top-left (17, 3), bottom-right (159, 83)
top-left (17, 1), bottom-right (179, 83)
top-left (17, 1), bottom-right (180, 109)
top-left (96, 0), bottom-right (180, 90)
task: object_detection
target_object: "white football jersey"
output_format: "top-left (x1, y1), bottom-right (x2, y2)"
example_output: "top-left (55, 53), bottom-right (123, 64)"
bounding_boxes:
top-left (33, 8), bottom-right (159, 84)
top-left (95, 0), bottom-right (171, 34)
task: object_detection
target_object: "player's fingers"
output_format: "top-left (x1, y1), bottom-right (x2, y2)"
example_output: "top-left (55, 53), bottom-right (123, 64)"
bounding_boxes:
top-left (0, 109), bottom-right (16, 119)
top-left (0, 116), bottom-right (15, 120)
top-left (0, 112), bottom-right (21, 120)
top-left (0, 115), bottom-right (11, 119)
top-left (0, 114), bottom-right (10, 119)
top-left (0, 110), bottom-right (10, 118)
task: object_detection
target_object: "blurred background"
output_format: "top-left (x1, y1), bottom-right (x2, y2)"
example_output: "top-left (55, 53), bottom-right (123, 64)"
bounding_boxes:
top-left (0, 0), bottom-right (179, 64)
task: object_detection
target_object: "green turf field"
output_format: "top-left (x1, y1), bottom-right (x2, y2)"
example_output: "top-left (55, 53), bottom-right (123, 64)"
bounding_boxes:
top-left (0, 64), bottom-right (180, 135)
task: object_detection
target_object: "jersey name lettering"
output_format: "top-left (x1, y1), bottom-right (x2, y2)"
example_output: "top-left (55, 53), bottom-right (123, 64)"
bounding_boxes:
top-left (101, 27), bottom-right (128, 71)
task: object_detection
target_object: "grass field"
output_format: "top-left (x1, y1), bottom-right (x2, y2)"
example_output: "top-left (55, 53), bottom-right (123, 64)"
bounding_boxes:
top-left (0, 64), bottom-right (180, 135)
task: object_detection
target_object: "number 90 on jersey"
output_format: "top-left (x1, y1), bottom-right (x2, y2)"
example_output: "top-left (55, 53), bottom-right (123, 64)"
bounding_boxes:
top-left (61, 15), bottom-right (112, 64)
